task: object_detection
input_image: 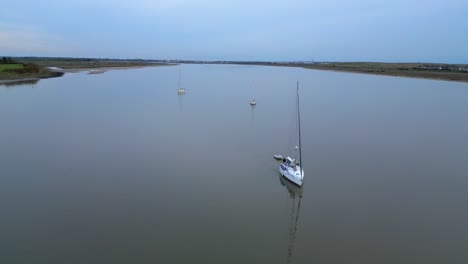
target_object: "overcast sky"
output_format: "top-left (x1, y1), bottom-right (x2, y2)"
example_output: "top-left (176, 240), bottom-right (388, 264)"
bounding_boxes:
top-left (1, 0), bottom-right (467, 62)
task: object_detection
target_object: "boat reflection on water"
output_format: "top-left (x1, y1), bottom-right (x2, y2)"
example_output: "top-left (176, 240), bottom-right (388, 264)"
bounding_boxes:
top-left (250, 103), bottom-right (256, 125)
top-left (279, 174), bottom-right (303, 264)
top-left (178, 92), bottom-right (184, 112)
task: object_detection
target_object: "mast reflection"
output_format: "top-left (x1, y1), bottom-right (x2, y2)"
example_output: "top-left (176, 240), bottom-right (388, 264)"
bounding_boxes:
top-left (279, 174), bottom-right (303, 264)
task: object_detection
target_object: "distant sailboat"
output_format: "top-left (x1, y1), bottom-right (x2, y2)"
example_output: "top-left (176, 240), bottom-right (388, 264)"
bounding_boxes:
top-left (177, 69), bottom-right (185, 95)
top-left (250, 83), bottom-right (256, 106)
top-left (279, 81), bottom-right (304, 187)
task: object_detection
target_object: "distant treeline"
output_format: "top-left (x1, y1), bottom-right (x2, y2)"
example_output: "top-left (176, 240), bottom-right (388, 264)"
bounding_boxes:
top-left (14, 56), bottom-right (157, 62)
top-left (2, 57), bottom-right (18, 64)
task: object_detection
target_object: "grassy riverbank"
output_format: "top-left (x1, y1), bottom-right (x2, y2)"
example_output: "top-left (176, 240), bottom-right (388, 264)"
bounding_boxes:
top-left (16, 57), bottom-right (170, 69)
top-left (0, 64), bottom-right (25, 72)
top-left (0, 57), bottom-right (170, 82)
top-left (179, 60), bottom-right (468, 83)
top-left (301, 62), bottom-right (468, 82)
top-left (0, 60), bottom-right (64, 81)
top-left (3, 57), bottom-right (467, 83)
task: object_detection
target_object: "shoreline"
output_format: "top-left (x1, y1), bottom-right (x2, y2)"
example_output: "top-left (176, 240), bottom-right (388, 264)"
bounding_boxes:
top-left (0, 72), bottom-right (64, 85)
top-left (3, 57), bottom-right (467, 84)
top-left (0, 63), bottom-right (174, 84)
top-left (302, 67), bottom-right (468, 83)
top-left (193, 61), bottom-right (468, 83)
top-left (56, 64), bottom-right (173, 73)
top-left (300, 65), bottom-right (468, 83)
top-left (173, 61), bottom-right (468, 83)
top-left (0, 78), bottom-right (41, 85)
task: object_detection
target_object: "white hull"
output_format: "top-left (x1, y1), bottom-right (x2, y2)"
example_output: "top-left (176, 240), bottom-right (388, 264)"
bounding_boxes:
top-left (273, 154), bottom-right (283, 160)
top-left (280, 164), bottom-right (304, 187)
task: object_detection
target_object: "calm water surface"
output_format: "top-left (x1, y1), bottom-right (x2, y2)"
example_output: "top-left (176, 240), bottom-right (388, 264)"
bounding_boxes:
top-left (1, 65), bottom-right (468, 263)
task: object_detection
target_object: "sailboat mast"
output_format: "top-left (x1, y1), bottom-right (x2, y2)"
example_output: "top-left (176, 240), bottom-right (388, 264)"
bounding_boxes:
top-left (178, 69), bottom-right (181, 89)
top-left (297, 81), bottom-right (302, 170)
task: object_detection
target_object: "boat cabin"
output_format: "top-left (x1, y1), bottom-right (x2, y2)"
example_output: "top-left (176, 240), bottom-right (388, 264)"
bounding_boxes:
top-left (283, 157), bottom-right (298, 168)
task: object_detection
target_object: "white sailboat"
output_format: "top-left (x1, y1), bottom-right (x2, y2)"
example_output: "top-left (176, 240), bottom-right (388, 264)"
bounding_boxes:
top-left (250, 83), bottom-right (256, 106)
top-left (177, 69), bottom-right (185, 95)
top-left (279, 82), bottom-right (304, 187)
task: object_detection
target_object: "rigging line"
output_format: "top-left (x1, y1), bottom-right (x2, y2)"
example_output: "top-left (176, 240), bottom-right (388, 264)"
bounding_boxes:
top-left (297, 81), bottom-right (303, 171)
top-left (297, 81), bottom-right (305, 199)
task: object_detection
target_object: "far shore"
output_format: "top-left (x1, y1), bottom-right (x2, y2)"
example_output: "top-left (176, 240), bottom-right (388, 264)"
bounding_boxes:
top-left (57, 65), bottom-right (171, 74)
top-left (302, 64), bottom-right (468, 83)
top-left (187, 61), bottom-right (468, 83)
top-left (0, 59), bottom-right (174, 84)
top-left (2, 57), bottom-right (468, 84)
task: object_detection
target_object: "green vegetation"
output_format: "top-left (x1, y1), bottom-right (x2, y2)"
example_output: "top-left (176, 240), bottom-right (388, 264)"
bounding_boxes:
top-left (299, 62), bottom-right (468, 82)
top-left (0, 64), bottom-right (25, 72)
top-left (205, 61), bottom-right (468, 83)
top-left (1, 57), bottom-right (17, 64)
top-left (0, 56), bottom-right (169, 82)
top-left (15, 57), bottom-right (169, 69)
top-left (3, 56), bottom-right (467, 83)
top-left (0, 57), bottom-right (64, 81)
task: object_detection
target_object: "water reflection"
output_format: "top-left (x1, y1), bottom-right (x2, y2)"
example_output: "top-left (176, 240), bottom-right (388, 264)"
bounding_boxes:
top-left (250, 104), bottom-right (256, 124)
top-left (279, 175), bottom-right (303, 264)
top-left (0, 79), bottom-right (40, 87)
top-left (1, 64), bottom-right (467, 263)
top-left (178, 92), bottom-right (184, 112)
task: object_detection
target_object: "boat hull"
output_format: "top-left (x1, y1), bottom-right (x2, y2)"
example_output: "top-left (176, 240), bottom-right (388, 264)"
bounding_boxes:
top-left (279, 165), bottom-right (304, 187)
top-left (273, 154), bottom-right (283, 160)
